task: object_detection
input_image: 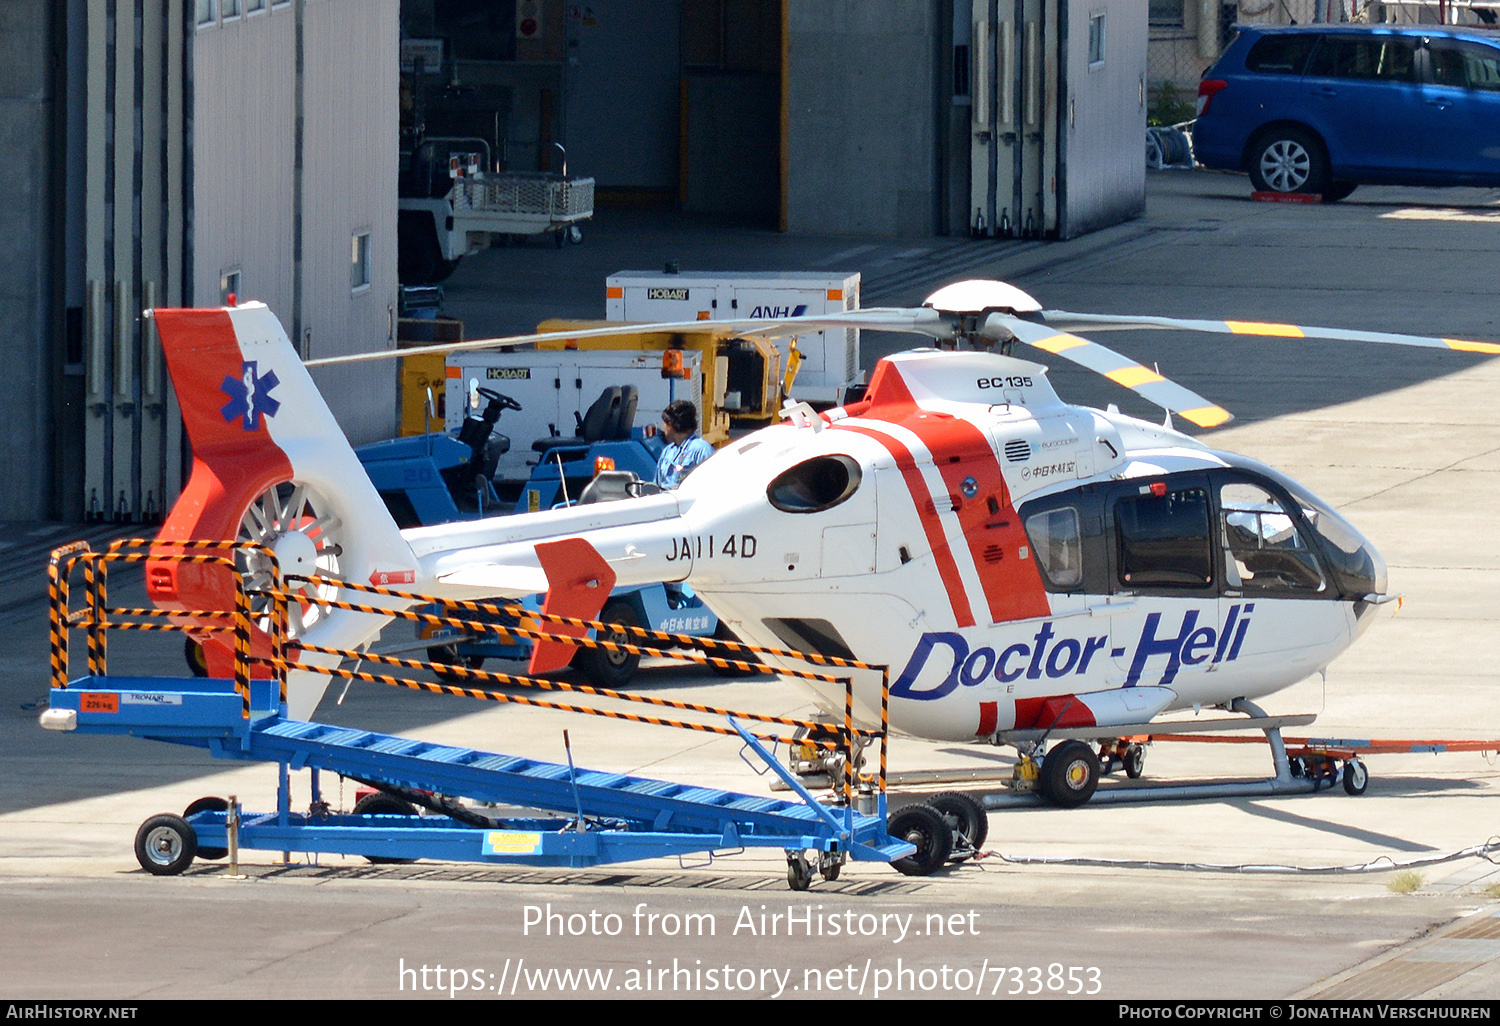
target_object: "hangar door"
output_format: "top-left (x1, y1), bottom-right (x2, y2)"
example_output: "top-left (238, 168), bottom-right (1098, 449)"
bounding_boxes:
top-left (970, 0), bottom-right (1059, 239)
top-left (563, 0), bottom-right (682, 191)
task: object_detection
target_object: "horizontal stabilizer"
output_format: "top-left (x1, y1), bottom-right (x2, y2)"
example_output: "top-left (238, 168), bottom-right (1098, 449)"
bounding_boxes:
top-left (433, 565), bottom-right (550, 595)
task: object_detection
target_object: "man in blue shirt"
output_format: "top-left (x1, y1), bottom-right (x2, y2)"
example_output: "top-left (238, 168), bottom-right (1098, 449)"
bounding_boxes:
top-left (656, 400), bottom-right (714, 488)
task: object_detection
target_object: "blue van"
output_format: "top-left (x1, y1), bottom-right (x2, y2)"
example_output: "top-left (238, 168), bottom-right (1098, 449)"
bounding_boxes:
top-left (1193, 24), bottom-right (1500, 198)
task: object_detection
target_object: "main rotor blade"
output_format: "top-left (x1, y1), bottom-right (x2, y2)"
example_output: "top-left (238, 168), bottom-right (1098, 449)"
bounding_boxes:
top-left (304, 308), bottom-right (952, 367)
top-left (990, 315), bottom-right (1233, 429)
top-left (1040, 311), bottom-right (1500, 355)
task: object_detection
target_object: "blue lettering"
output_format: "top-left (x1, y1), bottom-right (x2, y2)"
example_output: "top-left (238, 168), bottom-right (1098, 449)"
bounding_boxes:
top-left (1125, 610), bottom-right (1202, 687)
top-left (1025, 622), bottom-right (1056, 680)
top-left (1077, 635), bottom-right (1108, 674)
top-left (1045, 638), bottom-right (1081, 678)
top-left (960, 648), bottom-right (995, 687)
top-left (890, 633), bottom-right (967, 701)
top-left (996, 643), bottom-right (1030, 683)
top-left (1181, 626), bottom-right (1217, 665)
top-left (1227, 604), bottom-right (1254, 660)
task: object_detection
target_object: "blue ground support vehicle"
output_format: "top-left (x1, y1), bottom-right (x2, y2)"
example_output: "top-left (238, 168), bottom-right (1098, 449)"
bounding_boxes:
top-left (354, 385), bottom-right (729, 687)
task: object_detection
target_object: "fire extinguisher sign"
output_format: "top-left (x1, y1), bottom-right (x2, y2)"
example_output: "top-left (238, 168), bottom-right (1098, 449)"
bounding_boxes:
top-left (516, 0), bottom-right (542, 39)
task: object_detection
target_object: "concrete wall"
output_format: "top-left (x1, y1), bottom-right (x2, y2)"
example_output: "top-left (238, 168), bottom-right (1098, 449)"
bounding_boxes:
top-left (193, 0), bottom-right (399, 446)
top-left (1060, 0), bottom-right (1146, 238)
top-left (301, 0), bottom-right (400, 445)
top-left (0, 0), bottom-right (58, 518)
top-left (785, 0), bottom-right (941, 236)
top-left (192, 5), bottom-right (296, 319)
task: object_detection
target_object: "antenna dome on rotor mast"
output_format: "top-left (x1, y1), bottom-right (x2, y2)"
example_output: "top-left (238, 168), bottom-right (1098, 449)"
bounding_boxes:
top-left (923, 279), bottom-right (1042, 315)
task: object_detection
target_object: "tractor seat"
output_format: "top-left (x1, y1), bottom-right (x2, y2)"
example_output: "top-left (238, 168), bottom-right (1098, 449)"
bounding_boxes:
top-left (532, 386), bottom-right (624, 454)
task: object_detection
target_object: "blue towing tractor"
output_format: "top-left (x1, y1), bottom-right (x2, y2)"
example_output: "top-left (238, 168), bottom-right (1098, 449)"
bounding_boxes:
top-left (354, 384), bottom-right (744, 687)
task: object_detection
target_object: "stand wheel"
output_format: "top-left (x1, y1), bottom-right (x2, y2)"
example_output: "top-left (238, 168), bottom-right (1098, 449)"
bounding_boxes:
top-left (353, 792), bottom-right (419, 865)
top-left (1039, 740), bottom-right (1100, 808)
top-left (819, 853), bottom-right (844, 882)
top-left (183, 796), bottom-right (229, 860)
top-left (786, 852), bottom-right (813, 891)
top-left (135, 814), bottom-right (198, 876)
top-left (1124, 743), bottom-right (1146, 780)
top-left (1342, 759), bottom-right (1369, 796)
top-left (184, 638), bottom-right (209, 678)
top-left (888, 804), bottom-right (953, 877)
top-left (927, 791), bottom-right (989, 857)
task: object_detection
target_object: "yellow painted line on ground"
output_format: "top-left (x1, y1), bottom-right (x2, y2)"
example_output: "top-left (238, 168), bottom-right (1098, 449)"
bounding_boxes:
top-left (1381, 207), bottom-right (1500, 224)
top-left (1226, 321), bottom-right (1305, 338)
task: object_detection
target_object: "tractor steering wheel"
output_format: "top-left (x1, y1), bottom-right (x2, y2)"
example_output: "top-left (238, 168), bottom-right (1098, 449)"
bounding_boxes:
top-left (476, 387), bottom-right (522, 412)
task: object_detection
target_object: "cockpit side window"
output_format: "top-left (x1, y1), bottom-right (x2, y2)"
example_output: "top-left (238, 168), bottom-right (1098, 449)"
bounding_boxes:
top-left (1219, 480), bottom-right (1325, 594)
top-left (1024, 507), bottom-right (1084, 591)
top-left (1114, 485), bottom-right (1213, 590)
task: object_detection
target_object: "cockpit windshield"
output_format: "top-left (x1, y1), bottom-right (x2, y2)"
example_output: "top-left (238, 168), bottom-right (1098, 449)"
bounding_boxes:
top-left (1220, 454), bottom-right (1388, 597)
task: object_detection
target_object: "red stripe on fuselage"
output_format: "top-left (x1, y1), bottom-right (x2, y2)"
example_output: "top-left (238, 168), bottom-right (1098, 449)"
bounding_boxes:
top-left (837, 424), bottom-right (977, 628)
top-left (843, 361), bottom-right (1051, 625)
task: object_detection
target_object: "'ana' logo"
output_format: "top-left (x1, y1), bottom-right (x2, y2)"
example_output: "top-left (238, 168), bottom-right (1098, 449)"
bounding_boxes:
top-left (220, 361), bottom-right (281, 431)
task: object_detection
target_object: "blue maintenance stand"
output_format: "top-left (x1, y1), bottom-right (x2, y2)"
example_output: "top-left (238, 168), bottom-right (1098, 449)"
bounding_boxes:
top-left (44, 673), bottom-right (912, 887)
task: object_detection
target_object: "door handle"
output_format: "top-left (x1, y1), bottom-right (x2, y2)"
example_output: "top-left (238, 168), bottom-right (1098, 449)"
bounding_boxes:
top-left (1311, 86), bottom-right (1338, 96)
top-left (1427, 98), bottom-right (1452, 108)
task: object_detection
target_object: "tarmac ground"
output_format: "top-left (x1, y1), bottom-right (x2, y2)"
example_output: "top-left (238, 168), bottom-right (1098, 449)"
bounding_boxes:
top-left (6, 170), bottom-right (1500, 1001)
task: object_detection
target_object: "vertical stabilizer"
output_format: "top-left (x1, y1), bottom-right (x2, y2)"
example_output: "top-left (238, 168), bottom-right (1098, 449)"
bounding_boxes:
top-left (148, 303), bottom-right (415, 719)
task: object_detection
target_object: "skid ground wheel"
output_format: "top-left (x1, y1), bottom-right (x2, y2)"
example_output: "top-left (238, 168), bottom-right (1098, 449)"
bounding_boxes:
top-left (1248, 126), bottom-right (1329, 195)
top-left (1342, 759), bottom-right (1369, 796)
top-left (352, 792), bottom-right (419, 865)
top-left (571, 601), bottom-right (641, 688)
top-left (927, 791), bottom-right (989, 857)
top-left (888, 803), bottom-right (953, 877)
top-left (135, 814), bottom-right (198, 876)
top-left (1124, 743), bottom-right (1147, 780)
top-left (183, 797), bottom-right (229, 860)
top-left (1039, 740), bottom-right (1100, 808)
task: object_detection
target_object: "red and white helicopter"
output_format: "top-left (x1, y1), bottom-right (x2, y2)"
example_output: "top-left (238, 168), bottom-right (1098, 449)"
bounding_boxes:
top-left (144, 281), bottom-right (1500, 806)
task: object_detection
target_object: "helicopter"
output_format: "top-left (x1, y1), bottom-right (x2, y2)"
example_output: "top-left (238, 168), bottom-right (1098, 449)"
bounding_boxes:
top-left (142, 281), bottom-right (1500, 808)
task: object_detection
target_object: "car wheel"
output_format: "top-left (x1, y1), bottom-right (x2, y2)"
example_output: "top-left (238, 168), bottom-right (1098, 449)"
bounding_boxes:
top-left (1248, 127), bottom-right (1328, 195)
top-left (1322, 181), bottom-right (1358, 203)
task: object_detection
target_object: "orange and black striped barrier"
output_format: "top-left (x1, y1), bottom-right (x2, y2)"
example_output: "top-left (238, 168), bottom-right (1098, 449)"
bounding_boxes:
top-left (48, 540), bottom-right (893, 803)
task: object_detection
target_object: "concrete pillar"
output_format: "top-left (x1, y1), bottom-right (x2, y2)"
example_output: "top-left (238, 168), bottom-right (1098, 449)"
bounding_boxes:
top-left (1197, 0), bottom-right (1219, 61)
